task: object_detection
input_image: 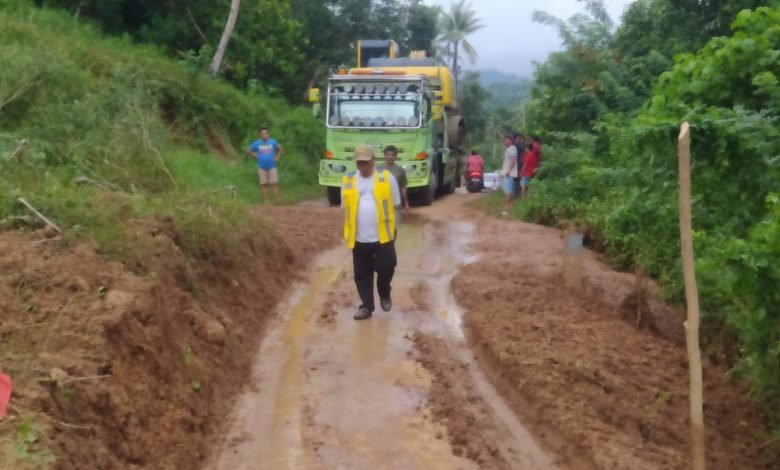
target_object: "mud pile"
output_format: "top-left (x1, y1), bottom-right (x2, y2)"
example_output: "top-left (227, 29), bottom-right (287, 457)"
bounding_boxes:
top-left (0, 207), bottom-right (340, 469)
top-left (455, 215), bottom-right (776, 469)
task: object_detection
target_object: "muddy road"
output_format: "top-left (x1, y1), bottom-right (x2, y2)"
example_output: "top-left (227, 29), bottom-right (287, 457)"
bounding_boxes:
top-left (211, 194), bottom-right (554, 469)
top-left (209, 192), bottom-right (773, 470)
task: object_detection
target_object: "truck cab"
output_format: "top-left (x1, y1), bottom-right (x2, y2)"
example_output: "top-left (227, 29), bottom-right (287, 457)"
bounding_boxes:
top-left (314, 46), bottom-right (465, 206)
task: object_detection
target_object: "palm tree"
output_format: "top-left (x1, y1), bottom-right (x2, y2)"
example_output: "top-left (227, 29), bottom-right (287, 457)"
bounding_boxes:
top-left (437, 0), bottom-right (484, 92)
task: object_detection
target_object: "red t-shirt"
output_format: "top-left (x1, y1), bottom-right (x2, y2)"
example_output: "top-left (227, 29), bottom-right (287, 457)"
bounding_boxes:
top-left (521, 149), bottom-right (540, 177)
top-left (466, 155), bottom-right (484, 173)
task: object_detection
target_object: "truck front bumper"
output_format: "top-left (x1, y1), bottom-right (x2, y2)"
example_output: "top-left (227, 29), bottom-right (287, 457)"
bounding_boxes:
top-left (319, 159), bottom-right (432, 188)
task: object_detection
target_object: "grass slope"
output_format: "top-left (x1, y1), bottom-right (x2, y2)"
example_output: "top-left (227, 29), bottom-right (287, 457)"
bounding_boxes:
top-left (0, 1), bottom-right (324, 271)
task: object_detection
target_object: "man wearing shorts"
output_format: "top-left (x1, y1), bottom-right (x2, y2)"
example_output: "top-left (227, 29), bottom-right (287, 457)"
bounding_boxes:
top-left (247, 127), bottom-right (283, 204)
top-left (512, 133), bottom-right (526, 198)
top-left (501, 133), bottom-right (518, 215)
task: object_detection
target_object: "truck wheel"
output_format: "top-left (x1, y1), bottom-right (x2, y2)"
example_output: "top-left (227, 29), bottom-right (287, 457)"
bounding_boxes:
top-left (444, 174), bottom-right (456, 194)
top-left (326, 187), bottom-right (341, 206)
top-left (418, 168), bottom-right (437, 206)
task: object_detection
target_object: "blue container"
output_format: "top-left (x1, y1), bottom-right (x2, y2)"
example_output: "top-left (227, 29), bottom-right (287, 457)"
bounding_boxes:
top-left (568, 232), bottom-right (584, 255)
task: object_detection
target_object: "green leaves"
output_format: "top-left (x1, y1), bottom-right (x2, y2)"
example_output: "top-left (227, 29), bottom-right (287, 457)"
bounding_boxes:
top-left (12, 420), bottom-right (56, 468)
top-left (647, 6), bottom-right (780, 119)
top-left (527, 3), bottom-right (780, 428)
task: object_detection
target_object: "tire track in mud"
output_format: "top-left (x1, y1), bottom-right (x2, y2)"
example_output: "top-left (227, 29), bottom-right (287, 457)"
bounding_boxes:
top-left (210, 205), bottom-right (557, 470)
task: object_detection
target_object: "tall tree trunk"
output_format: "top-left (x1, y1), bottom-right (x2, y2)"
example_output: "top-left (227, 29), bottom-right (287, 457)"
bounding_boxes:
top-left (209, 0), bottom-right (241, 76)
top-left (453, 40), bottom-right (460, 93)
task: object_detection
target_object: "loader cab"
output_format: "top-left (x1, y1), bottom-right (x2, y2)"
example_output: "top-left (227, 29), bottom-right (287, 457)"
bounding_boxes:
top-left (356, 40), bottom-right (399, 68)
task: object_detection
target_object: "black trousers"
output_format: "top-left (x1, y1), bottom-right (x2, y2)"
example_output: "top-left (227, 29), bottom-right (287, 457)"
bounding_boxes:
top-left (352, 241), bottom-right (397, 312)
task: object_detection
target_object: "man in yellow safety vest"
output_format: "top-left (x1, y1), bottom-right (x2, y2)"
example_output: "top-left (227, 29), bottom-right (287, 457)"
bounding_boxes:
top-left (342, 145), bottom-right (402, 320)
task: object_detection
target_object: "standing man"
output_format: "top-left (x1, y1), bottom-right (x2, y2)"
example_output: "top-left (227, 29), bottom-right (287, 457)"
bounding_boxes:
top-left (520, 136), bottom-right (542, 198)
top-left (501, 133), bottom-right (518, 215)
top-left (381, 145), bottom-right (410, 222)
top-left (513, 133), bottom-right (526, 198)
top-left (342, 146), bottom-right (402, 320)
top-left (246, 127), bottom-right (283, 204)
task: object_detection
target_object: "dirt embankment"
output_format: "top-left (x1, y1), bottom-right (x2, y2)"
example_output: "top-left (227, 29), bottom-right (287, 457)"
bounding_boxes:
top-left (0, 206), bottom-right (340, 469)
top-left (455, 213), bottom-right (778, 469)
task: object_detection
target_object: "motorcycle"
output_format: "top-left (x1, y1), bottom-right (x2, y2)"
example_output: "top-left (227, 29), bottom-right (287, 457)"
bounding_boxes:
top-left (465, 170), bottom-right (484, 193)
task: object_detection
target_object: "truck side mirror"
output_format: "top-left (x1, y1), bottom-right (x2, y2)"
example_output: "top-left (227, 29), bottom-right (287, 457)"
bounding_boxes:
top-left (433, 91), bottom-right (444, 106)
top-left (308, 88), bottom-right (320, 103)
top-left (432, 105), bottom-right (443, 121)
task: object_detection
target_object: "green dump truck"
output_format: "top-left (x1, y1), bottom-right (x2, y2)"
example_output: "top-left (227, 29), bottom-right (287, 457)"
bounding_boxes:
top-left (311, 40), bottom-right (465, 206)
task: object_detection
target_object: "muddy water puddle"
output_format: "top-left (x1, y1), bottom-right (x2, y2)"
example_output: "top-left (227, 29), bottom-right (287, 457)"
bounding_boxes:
top-left (211, 216), bottom-right (554, 470)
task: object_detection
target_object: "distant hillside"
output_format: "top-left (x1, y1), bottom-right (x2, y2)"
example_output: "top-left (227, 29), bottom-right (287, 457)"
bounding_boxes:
top-left (466, 69), bottom-right (532, 112)
top-left (473, 69), bottom-right (532, 89)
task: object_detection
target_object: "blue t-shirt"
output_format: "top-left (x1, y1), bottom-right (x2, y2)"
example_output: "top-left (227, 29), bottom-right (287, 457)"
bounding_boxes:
top-left (249, 138), bottom-right (279, 170)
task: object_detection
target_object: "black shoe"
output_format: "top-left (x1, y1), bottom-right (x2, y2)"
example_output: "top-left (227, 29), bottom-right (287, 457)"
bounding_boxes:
top-left (354, 307), bottom-right (373, 320)
top-left (380, 296), bottom-right (392, 312)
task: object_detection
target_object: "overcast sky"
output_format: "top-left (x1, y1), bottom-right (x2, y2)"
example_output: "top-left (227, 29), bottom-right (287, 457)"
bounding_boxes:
top-left (424, 0), bottom-right (636, 78)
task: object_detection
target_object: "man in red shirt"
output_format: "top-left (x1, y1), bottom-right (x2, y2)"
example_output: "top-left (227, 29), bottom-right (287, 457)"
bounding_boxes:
top-left (466, 149), bottom-right (484, 173)
top-left (519, 136), bottom-right (541, 198)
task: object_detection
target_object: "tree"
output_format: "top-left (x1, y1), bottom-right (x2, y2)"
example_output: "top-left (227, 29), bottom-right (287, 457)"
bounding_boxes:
top-left (458, 71), bottom-right (490, 139)
top-left (406, 2), bottom-right (440, 56)
top-left (436, 0), bottom-right (484, 92)
top-left (209, 0), bottom-right (240, 76)
top-left (530, 10), bottom-right (634, 132)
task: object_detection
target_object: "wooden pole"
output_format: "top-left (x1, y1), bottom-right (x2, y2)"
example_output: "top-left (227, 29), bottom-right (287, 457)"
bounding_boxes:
top-left (678, 122), bottom-right (706, 470)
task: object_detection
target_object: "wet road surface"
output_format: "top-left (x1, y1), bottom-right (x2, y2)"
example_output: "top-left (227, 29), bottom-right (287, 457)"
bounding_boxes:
top-left (211, 196), bottom-right (555, 470)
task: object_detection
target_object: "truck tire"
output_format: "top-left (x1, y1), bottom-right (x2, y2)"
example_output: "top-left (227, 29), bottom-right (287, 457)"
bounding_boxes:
top-left (418, 165), bottom-right (437, 206)
top-left (326, 187), bottom-right (341, 206)
top-left (447, 115), bottom-right (465, 150)
top-left (440, 157), bottom-right (455, 194)
top-left (444, 173), bottom-right (456, 194)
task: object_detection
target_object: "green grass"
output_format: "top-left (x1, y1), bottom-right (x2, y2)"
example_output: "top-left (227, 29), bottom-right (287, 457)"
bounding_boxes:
top-left (0, 0), bottom-right (325, 271)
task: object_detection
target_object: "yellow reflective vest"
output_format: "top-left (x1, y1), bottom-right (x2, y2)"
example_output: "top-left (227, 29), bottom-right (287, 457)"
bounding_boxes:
top-left (342, 170), bottom-right (396, 249)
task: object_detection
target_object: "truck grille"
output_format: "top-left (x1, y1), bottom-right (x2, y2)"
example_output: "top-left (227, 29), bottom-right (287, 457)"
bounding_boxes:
top-left (343, 146), bottom-right (406, 154)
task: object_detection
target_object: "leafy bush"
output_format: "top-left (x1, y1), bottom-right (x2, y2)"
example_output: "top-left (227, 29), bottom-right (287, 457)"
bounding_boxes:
top-left (518, 6), bottom-right (780, 425)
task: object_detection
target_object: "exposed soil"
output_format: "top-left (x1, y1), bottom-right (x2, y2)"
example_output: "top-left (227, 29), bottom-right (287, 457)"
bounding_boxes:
top-left (0, 206), bottom-right (340, 469)
top-left (3, 191), bottom-right (776, 470)
top-left (412, 332), bottom-right (517, 469)
top-left (211, 212), bottom-right (554, 470)
top-left (454, 210), bottom-right (778, 469)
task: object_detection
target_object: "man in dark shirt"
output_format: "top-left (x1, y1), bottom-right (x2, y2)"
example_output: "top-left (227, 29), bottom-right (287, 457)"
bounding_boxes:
top-left (513, 133), bottom-right (526, 198)
top-left (381, 145), bottom-right (410, 221)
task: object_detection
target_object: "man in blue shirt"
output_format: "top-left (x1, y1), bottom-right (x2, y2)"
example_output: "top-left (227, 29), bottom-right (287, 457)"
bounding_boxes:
top-left (246, 127), bottom-right (284, 204)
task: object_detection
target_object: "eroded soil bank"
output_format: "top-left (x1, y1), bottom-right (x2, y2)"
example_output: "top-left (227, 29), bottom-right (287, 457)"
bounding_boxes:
top-left (0, 207), bottom-right (339, 469)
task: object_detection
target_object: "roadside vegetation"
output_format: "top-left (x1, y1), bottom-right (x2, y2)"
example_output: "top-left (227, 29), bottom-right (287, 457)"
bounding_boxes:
top-left (0, 1), bottom-right (325, 273)
top-left (509, 1), bottom-right (780, 428)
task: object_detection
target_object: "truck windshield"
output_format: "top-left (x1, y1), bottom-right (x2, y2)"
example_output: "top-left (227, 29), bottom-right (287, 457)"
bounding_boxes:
top-left (327, 83), bottom-right (422, 128)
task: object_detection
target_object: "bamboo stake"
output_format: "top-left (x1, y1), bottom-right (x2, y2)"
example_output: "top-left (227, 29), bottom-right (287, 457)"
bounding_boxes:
top-left (678, 122), bottom-right (706, 470)
top-left (16, 197), bottom-right (62, 233)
